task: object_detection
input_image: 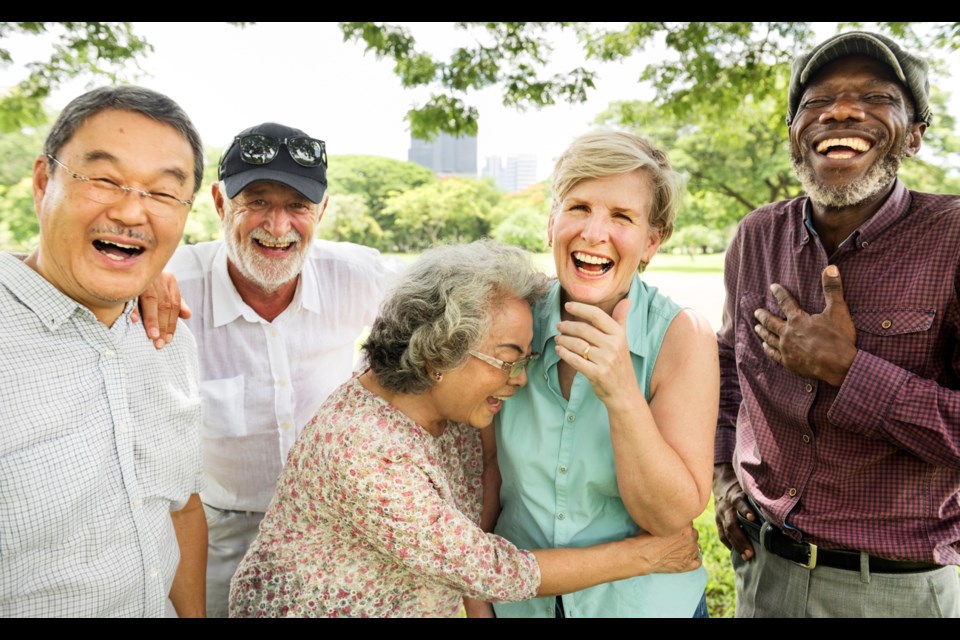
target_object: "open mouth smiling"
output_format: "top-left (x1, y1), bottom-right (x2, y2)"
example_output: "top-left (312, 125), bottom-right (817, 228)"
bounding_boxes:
top-left (573, 251), bottom-right (613, 274)
top-left (93, 239), bottom-right (145, 260)
top-left (815, 137), bottom-right (873, 159)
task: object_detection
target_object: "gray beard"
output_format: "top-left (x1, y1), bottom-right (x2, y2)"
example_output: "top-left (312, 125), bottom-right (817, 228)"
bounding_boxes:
top-left (791, 143), bottom-right (905, 210)
top-left (223, 213), bottom-right (309, 294)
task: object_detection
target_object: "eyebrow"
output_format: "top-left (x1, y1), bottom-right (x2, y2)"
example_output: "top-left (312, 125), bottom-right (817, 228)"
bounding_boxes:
top-left (82, 149), bottom-right (189, 185)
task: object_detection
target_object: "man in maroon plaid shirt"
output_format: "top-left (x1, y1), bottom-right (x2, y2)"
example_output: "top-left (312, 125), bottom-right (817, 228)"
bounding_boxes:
top-left (712, 30), bottom-right (960, 617)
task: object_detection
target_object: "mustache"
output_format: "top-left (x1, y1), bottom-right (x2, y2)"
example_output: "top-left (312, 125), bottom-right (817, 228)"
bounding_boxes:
top-left (89, 225), bottom-right (154, 246)
top-left (248, 227), bottom-right (301, 244)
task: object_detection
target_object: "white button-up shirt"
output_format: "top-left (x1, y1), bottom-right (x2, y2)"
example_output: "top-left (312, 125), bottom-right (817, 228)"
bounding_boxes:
top-left (0, 253), bottom-right (203, 617)
top-left (165, 240), bottom-right (402, 512)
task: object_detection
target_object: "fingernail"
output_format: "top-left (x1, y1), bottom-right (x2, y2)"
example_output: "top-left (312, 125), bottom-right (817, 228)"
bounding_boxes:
top-left (825, 265), bottom-right (838, 277)
top-left (154, 339), bottom-right (166, 350)
top-left (166, 334), bottom-right (174, 343)
top-left (148, 327), bottom-right (159, 339)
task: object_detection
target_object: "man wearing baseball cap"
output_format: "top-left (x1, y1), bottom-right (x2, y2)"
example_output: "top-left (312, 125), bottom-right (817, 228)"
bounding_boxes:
top-left (157, 122), bottom-right (402, 616)
top-left (713, 31), bottom-right (960, 617)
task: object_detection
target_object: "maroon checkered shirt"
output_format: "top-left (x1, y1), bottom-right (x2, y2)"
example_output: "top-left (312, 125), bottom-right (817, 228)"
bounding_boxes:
top-left (717, 180), bottom-right (960, 563)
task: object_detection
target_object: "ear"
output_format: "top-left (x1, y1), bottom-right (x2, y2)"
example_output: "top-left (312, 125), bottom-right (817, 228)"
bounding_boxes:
top-left (212, 182), bottom-right (227, 222)
top-left (644, 226), bottom-right (663, 264)
top-left (317, 194), bottom-right (329, 224)
top-left (32, 154), bottom-right (50, 214)
top-left (903, 121), bottom-right (926, 158)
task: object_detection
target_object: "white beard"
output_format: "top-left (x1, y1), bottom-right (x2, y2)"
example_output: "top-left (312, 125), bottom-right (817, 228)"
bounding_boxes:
top-left (223, 213), bottom-right (310, 294)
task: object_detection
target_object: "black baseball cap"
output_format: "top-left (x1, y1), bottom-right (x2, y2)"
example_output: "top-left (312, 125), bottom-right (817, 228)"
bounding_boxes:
top-left (218, 122), bottom-right (327, 203)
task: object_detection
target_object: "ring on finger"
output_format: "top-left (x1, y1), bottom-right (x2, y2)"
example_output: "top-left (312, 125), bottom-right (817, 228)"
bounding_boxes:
top-left (582, 345), bottom-right (591, 361)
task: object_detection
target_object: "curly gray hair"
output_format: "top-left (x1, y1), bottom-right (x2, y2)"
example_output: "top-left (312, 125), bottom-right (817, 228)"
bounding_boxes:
top-left (363, 239), bottom-right (549, 395)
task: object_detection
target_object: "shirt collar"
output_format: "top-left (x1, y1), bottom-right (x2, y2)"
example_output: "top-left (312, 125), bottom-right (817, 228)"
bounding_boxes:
top-left (534, 275), bottom-right (651, 363)
top-left (0, 252), bottom-right (136, 331)
top-left (210, 241), bottom-right (321, 327)
top-left (801, 179), bottom-right (911, 251)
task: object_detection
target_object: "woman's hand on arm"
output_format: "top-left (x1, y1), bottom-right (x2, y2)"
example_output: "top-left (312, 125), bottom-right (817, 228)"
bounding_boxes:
top-left (532, 525), bottom-right (702, 597)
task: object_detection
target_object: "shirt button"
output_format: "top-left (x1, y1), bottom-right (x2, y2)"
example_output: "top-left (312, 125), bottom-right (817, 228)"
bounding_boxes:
top-left (805, 383), bottom-right (813, 393)
top-left (881, 319), bottom-right (892, 330)
top-left (557, 512), bottom-right (566, 520)
top-left (802, 434), bottom-right (811, 443)
top-left (117, 423), bottom-right (127, 434)
top-left (270, 329), bottom-right (278, 337)
top-left (132, 498), bottom-right (142, 509)
top-left (104, 349), bottom-right (116, 359)
top-left (546, 605), bottom-right (554, 615)
top-left (281, 422), bottom-right (292, 431)
top-left (279, 379), bottom-right (288, 388)
top-left (566, 415), bottom-right (575, 422)
top-left (559, 465), bottom-right (568, 474)
top-left (148, 567), bottom-right (159, 578)
top-left (788, 488), bottom-right (797, 497)
top-left (861, 241), bottom-right (869, 248)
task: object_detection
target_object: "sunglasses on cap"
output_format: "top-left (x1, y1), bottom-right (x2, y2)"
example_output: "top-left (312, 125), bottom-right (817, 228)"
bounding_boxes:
top-left (232, 134), bottom-right (327, 168)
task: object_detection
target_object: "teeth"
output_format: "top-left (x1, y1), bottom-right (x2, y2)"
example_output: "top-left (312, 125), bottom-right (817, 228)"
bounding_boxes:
top-left (573, 252), bottom-right (612, 265)
top-left (101, 240), bottom-right (141, 250)
top-left (257, 239), bottom-right (293, 248)
top-left (816, 137), bottom-right (872, 153)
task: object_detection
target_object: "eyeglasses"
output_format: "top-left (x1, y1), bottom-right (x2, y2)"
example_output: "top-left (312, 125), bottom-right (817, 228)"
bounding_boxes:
top-left (46, 155), bottom-right (193, 217)
top-left (469, 350), bottom-right (538, 378)
top-left (232, 134), bottom-right (327, 168)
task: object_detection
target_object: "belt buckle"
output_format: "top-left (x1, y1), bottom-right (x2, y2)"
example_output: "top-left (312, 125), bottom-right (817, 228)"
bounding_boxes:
top-left (797, 542), bottom-right (818, 569)
top-left (760, 520), bottom-right (818, 569)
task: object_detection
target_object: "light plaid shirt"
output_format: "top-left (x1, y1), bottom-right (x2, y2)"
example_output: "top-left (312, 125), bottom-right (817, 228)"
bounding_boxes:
top-left (0, 253), bottom-right (203, 617)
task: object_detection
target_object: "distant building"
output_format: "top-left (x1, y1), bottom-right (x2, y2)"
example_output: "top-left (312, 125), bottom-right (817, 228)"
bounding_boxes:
top-left (482, 154), bottom-right (538, 193)
top-left (408, 132), bottom-right (477, 178)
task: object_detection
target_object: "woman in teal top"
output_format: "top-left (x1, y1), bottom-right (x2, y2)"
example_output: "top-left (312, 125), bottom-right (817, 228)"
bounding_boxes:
top-left (492, 131), bottom-right (720, 618)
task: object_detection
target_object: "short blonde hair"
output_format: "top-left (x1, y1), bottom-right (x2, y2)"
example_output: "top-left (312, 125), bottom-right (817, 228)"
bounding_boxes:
top-left (551, 130), bottom-right (682, 243)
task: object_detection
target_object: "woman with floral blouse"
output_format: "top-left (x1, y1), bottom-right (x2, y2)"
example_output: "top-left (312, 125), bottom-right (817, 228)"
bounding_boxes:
top-left (229, 239), bottom-right (702, 618)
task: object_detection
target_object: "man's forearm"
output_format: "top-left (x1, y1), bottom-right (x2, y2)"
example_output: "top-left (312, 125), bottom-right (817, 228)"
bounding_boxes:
top-left (169, 493), bottom-right (208, 617)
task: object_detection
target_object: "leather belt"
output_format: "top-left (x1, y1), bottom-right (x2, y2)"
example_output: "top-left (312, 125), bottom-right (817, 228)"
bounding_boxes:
top-left (736, 509), bottom-right (940, 574)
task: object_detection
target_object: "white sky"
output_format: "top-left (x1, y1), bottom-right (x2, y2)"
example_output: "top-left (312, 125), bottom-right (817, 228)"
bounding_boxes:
top-left (2, 22), bottom-right (958, 182)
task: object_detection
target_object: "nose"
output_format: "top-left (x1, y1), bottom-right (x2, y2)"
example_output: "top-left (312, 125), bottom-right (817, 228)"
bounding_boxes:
top-left (580, 211), bottom-right (608, 245)
top-left (818, 97), bottom-right (866, 124)
top-left (261, 206), bottom-right (293, 237)
top-left (105, 188), bottom-right (151, 225)
top-left (508, 367), bottom-right (528, 387)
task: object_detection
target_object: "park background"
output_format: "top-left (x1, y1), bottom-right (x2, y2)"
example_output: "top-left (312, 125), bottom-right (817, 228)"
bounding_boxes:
top-left (1, 22), bottom-right (958, 617)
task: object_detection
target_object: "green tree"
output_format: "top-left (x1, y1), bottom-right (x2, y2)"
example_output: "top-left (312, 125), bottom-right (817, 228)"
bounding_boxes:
top-left (339, 22), bottom-right (959, 141)
top-left (326, 154), bottom-right (437, 245)
top-left (383, 177), bottom-right (501, 251)
top-left (317, 193), bottom-right (386, 248)
top-left (0, 178), bottom-right (38, 252)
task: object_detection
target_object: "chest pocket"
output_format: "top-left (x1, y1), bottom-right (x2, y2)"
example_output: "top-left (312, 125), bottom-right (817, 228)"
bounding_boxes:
top-left (851, 308), bottom-right (935, 376)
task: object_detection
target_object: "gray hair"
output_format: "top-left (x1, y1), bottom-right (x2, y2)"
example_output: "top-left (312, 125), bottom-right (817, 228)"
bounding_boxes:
top-left (363, 239), bottom-right (549, 395)
top-left (43, 85), bottom-right (205, 194)
top-left (551, 130), bottom-right (683, 243)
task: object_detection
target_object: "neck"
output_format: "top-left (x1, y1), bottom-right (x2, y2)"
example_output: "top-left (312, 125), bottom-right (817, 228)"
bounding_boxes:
top-left (24, 249), bottom-right (125, 327)
top-left (809, 180), bottom-right (896, 256)
top-left (226, 260), bottom-right (298, 323)
top-left (359, 370), bottom-right (447, 437)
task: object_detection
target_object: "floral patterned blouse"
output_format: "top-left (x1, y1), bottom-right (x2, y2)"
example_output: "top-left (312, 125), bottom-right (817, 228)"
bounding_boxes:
top-left (229, 375), bottom-right (541, 618)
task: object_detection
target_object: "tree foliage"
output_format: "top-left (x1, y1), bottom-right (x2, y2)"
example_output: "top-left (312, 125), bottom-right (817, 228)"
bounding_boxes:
top-left (339, 22), bottom-right (959, 141)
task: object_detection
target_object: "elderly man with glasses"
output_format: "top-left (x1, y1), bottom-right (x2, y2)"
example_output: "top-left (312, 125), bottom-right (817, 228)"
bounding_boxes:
top-left (0, 85), bottom-right (206, 617)
top-left (142, 122), bottom-right (403, 617)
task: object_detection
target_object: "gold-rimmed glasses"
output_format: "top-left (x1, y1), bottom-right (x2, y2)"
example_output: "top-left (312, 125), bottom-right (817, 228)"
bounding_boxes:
top-left (46, 154), bottom-right (193, 217)
top-left (469, 350), bottom-right (538, 378)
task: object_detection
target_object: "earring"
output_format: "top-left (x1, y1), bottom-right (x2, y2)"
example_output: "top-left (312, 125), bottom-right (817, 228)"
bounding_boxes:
top-left (434, 371), bottom-right (443, 381)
